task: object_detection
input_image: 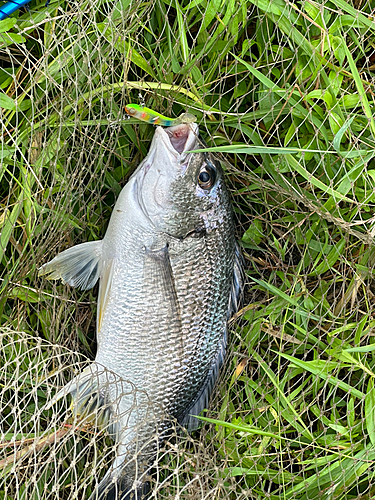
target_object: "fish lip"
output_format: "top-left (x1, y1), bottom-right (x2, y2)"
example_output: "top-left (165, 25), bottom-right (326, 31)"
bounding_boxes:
top-left (157, 123), bottom-right (199, 157)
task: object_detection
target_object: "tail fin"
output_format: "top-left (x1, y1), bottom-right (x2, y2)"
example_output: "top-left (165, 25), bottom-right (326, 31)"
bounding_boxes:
top-left (46, 365), bottom-right (152, 499)
top-left (90, 425), bottom-right (159, 500)
top-left (91, 470), bottom-right (150, 500)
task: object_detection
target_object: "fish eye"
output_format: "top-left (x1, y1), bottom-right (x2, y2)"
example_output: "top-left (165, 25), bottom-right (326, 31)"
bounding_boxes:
top-left (197, 164), bottom-right (216, 190)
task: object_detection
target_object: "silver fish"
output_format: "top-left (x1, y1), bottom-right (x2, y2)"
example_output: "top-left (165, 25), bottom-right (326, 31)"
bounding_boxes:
top-left (39, 123), bottom-right (243, 499)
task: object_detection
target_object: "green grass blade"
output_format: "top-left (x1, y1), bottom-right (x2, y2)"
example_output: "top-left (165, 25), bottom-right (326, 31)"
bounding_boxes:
top-left (277, 352), bottom-right (365, 399)
top-left (341, 37), bottom-right (375, 138)
top-left (175, 0), bottom-right (189, 63)
top-left (285, 154), bottom-right (356, 204)
top-left (366, 378), bottom-right (375, 446)
top-left (251, 350), bottom-right (314, 441)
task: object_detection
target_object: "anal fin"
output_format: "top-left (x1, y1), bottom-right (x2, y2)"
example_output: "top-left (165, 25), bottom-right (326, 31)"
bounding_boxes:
top-left (45, 364), bottom-right (119, 438)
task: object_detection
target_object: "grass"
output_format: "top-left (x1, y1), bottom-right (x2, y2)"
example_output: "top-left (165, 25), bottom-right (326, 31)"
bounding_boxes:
top-left (0, 0), bottom-right (375, 498)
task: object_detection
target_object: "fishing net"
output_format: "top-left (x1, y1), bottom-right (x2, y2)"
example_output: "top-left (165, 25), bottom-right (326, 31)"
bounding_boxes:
top-left (1, 0), bottom-right (375, 498)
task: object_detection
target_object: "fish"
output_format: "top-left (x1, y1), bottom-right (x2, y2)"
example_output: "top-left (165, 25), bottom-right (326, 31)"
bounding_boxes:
top-left (124, 103), bottom-right (196, 127)
top-left (39, 122), bottom-right (243, 499)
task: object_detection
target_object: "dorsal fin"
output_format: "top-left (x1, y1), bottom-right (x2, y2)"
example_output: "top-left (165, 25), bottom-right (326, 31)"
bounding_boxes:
top-left (180, 242), bottom-right (245, 431)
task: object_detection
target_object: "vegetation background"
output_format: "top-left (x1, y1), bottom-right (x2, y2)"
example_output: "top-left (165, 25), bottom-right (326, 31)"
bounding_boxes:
top-left (1, 0), bottom-right (375, 498)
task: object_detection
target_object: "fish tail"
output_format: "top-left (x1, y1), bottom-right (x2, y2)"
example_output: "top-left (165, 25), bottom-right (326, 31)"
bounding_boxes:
top-left (91, 469), bottom-right (150, 500)
top-left (90, 423), bottom-right (156, 499)
top-left (47, 366), bottom-right (151, 498)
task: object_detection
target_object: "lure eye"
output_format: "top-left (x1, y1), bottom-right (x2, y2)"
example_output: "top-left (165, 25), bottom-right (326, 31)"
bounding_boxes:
top-left (126, 106), bottom-right (137, 116)
top-left (197, 164), bottom-right (216, 190)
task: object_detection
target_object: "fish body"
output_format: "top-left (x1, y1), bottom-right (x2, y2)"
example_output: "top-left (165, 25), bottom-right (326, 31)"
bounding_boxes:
top-left (40, 123), bottom-right (242, 499)
top-left (0, 0), bottom-right (31, 19)
top-left (125, 103), bottom-right (196, 127)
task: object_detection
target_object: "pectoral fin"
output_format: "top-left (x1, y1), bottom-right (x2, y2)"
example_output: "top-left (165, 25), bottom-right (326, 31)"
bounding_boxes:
top-left (144, 244), bottom-right (181, 319)
top-left (39, 240), bottom-right (103, 290)
top-left (97, 259), bottom-right (114, 333)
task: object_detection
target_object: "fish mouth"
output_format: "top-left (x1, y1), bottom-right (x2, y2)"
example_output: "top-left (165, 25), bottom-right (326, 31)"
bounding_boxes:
top-left (161, 123), bottom-right (199, 156)
top-left (132, 123), bottom-right (199, 224)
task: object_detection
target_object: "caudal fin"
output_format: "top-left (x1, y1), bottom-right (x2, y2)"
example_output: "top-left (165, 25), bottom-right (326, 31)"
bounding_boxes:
top-left (46, 365), bottom-right (152, 499)
top-left (91, 470), bottom-right (150, 500)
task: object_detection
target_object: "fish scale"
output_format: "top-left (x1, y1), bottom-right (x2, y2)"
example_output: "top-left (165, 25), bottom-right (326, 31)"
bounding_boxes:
top-left (40, 122), bottom-right (243, 499)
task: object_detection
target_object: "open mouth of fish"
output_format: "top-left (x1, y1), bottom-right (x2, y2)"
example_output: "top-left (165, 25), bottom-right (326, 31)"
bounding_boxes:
top-left (133, 122), bottom-right (200, 221)
top-left (163, 123), bottom-right (199, 155)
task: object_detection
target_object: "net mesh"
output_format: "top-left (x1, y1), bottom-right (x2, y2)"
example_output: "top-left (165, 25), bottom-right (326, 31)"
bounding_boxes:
top-left (1, 0), bottom-right (375, 498)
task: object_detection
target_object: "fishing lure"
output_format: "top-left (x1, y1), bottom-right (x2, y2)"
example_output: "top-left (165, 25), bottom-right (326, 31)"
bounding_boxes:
top-left (125, 103), bottom-right (196, 127)
top-left (0, 0), bottom-right (31, 20)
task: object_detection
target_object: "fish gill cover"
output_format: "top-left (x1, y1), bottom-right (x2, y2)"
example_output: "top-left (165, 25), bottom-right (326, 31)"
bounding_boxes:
top-left (0, 0), bottom-right (375, 499)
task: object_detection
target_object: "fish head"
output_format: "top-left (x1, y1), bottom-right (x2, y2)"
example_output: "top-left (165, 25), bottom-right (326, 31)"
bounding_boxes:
top-left (133, 123), bottom-right (232, 239)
